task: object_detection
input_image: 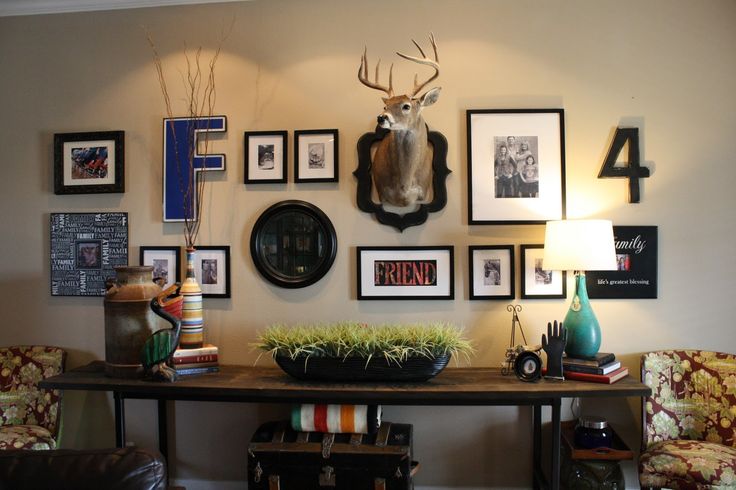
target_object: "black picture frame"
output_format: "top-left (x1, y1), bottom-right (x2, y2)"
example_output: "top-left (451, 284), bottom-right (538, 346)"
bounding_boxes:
top-left (469, 245), bottom-right (515, 300)
top-left (294, 129), bottom-right (339, 183)
top-left (250, 200), bottom-right (338, 289)
top-left (139, 246), bottom-right (181, 290)
top-left (354, 127), bottom-right (451, 232)
top-left (50, 212), bottom-right (128, 296)
top-left (193, 246), bottom-right (231, 298)
top-left (54, 131), bottom-right (125, 194)
top-left (244, 131), bottom-right (288, 184)
top-left (520, 244), bottom-right (567, 299)
top-left (467, 109), bottom-right (566, 224)
top-left (586, 225), bottom-right (658, 299)
top-left (357, 246), bottom-right (454, 300)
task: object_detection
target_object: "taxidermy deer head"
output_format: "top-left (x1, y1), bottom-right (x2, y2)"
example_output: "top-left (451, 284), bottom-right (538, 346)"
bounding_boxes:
top-left (358, 34), bottom-right (441, 208)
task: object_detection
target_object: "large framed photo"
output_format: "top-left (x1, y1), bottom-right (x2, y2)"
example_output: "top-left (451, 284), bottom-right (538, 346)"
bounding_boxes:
top-left (469, 245), bottom-right (515, 300)
top-left (294, 129), bottom-right (338, 183)
top-left (520, 244), bottom-right (566, 299)
top-left (50, 212), bottom-right (128, 296)
top-left (586, 226), bottom-right (658, 299)
top-left (140, 246), bottom-right (181, 290)
top-left (244, 131), bottom-right (287, 184)
top-left (54, 131), bottom-right (124, 194)
top-left (357, 246), bottom-right (454, 300)
top-left (193, 246), bottom-right (230, 298)
top-left (467, 109), bottom-right (566, 224)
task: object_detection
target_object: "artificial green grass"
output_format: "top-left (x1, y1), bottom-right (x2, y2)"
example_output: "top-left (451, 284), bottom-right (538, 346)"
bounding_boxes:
top-left (255, 322), bottom-right (473, 364)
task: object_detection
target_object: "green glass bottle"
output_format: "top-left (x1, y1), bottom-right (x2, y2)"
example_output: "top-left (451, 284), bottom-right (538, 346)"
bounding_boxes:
top-left (563, 273), bottom-right (601, 358)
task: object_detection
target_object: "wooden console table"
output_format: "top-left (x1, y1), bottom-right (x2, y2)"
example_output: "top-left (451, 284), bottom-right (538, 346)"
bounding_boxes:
top-left (41, 362), bottom-right (650, 490)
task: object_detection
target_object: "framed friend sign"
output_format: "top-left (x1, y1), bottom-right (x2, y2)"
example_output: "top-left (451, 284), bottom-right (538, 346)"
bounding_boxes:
top-left (357, 246), bottom-right (454, 300)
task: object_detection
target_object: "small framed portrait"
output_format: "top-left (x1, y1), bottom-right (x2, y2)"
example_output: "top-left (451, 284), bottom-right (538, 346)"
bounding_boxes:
top-left (50, 212), bottom-right (128, 296)
top-left (54, 131), bottom-right (125, 194)
top-left (467, 109), bottom-right (566, 224)
top-left (139, 246), bottom-right (181, 290)
top-left (294, 129), bottom-right (339, 183)
top-left (193, 246), bottom-right (230, 298)
top-left (469, 245), bottom-right (515, 300)
top-left (520, 244), bottom-right (566, 299)
top-left (244, 131), bottom-right (287, 184)
top-left (357, 246), bottom-right (454, 300)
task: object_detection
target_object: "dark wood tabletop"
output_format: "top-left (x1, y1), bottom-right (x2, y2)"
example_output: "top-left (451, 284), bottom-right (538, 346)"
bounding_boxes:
top-left (41, 361), bottom-right (650, 405)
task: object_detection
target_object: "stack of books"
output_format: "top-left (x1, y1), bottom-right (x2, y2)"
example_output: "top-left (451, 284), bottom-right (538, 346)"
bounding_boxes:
top-left (562, 352), bottom-right (628, 384)
top-left (172, 343), bottom-right (219, 376)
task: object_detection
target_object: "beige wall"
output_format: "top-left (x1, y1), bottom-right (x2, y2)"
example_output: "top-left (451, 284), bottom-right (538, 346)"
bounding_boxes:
top-left (1, 0), bottom-right (735, 487)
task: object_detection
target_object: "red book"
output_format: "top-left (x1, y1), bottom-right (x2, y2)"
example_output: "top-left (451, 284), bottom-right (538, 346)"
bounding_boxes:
top-left (172, 353), bottom-right (218, 365)
top-left (563, 366), bottom-right (629, 384)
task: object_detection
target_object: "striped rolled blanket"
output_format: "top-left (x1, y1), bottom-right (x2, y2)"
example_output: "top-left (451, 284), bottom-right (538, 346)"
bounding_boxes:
top-left (291, 404), bottom-right (382, 434)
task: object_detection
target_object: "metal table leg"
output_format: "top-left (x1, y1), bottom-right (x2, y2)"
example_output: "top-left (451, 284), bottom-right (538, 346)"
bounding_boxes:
top-left (550, 399), bottom-right (562, 490)
top-left (113, 391), bottom-right (125, 448)
top-left (157, 399), bottom-right (168, 460)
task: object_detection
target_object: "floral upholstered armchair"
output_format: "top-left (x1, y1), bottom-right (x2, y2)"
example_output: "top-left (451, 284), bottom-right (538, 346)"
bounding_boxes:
top-left (0, 346), bottom-right (66, 450)
top-left (639, 350), bottom-right (736, 489)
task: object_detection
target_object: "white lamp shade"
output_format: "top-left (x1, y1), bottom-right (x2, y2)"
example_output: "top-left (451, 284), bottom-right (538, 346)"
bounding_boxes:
top-left (542, 219), bottom-right (617, 271)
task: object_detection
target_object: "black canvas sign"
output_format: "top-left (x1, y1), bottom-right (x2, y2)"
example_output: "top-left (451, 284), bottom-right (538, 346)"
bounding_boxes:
top-left (586, 225), bottom-right (657, 299)
top-left (50, 212), bottom-right (128, 296)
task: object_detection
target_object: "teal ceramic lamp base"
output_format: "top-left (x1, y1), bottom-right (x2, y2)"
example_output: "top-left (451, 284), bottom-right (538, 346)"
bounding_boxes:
top-left (563, 273), bottom-right (601, 359)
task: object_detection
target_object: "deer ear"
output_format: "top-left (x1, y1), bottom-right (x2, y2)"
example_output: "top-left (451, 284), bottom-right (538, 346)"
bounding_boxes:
top-left (419, 87), bottom-right (441, 107)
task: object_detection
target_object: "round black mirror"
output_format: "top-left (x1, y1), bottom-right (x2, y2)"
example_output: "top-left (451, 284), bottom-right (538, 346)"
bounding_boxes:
top-left (250, 200), bottom-right (337, 288)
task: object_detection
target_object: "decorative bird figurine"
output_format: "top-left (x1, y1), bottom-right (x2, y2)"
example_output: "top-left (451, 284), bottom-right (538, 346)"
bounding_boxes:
top-left (141, 283), bottom-right (182, 382)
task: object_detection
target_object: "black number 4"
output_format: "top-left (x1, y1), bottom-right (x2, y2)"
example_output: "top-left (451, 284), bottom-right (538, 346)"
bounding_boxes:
top-left (598, 127), bottom-right (650, 203)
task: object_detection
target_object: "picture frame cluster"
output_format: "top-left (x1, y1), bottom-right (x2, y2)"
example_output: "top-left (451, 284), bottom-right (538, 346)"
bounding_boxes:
top-left (244, 129), bottom-right (338, 184)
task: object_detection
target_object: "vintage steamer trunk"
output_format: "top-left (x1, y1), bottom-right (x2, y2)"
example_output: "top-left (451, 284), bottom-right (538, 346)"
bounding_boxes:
top-left (248, 421), bottom-right (416, 490)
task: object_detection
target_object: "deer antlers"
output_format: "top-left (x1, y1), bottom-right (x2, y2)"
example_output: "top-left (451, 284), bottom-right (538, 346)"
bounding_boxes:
top-left (358, 33), bottom-right (439, 98)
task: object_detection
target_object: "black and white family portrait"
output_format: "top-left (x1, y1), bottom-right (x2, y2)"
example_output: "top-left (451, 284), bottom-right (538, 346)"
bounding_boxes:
top-left (483, 259), bottom-right (501, 286)
top-left (201, 259), bottom-right (218, 285)
top-left (257, 144), bottom-right (275, 170)
top-left (493, 135), bottom-right (539, 198)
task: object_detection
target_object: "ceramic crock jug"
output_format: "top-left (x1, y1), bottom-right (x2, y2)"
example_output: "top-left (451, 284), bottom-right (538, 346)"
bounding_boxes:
top-left (104, 266), bottom-right (167, 378)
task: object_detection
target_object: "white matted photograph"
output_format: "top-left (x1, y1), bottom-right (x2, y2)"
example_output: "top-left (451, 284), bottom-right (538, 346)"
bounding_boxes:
top-left (193, 246), bottom-right (231, 298)
top-left (54, 131), bottom-right (125, 194)
top-left (467, 109), bottom-right (566, 224)
top-left (139, 246), bottom-right (181, 290)
top-left (294, 129), bottom-right (338, 182)
top-left (469, 245), bottom-right (514, 300)
top-left (244, 131), bottom-right (287, 183)
top-left (520, 244), bottom-right (566, 299)
top-left (357, 246), bottom-right (454, 300)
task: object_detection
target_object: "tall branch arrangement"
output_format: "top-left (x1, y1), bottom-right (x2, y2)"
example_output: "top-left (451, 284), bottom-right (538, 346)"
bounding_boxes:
top-left (147, 30), bottom-right (228, 249)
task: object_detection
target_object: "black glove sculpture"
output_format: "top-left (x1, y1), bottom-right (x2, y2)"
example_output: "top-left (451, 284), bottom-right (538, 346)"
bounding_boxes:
top-left (542, 320), bottom-right (567, 380)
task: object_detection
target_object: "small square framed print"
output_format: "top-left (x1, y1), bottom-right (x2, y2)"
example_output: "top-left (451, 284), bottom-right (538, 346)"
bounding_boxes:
top-left (54, 131), bottom-right (125, 194)
top-left (520, 244), bottom-right (566, 299)
top-left (140, 246), bottom-right (181, 290)
top-left (193, 246), bottom-right (231, 298)
top-left (357, 246), bottom-right (454, 300)
top-left (294, 129), bottom-right (339, 183)
top-left (469, 245), bottom-right (515, 300)
top-left (244, 131), bottom-right (287, 184)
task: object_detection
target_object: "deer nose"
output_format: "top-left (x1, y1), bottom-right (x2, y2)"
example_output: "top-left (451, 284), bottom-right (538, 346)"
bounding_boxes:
top-left (377, 115), bottom-right (387, 125)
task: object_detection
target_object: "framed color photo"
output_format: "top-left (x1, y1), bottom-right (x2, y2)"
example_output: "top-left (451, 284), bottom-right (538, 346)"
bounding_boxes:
top-left (467, 109), bottom-right (566, 224)
top-left (50, 212), bottom-right (128, 296)
top-left (54, 131), bottom-right (124, 194)
top-left (520, 244), bottom-right (566, 299)
top-left (140, 246), bottom-right (181, 290)
top-left (193, 246), bottom-right (230, 298)
top-left (244, 131), bottom-right (287, 184)
top-left (357, 246), bottom-right (454, 300)
top-left (294, 129), bottom-right (339, 183)
top-left (469, 245), bottom-right (515, 300)
top-left (586, 225), bottom-right (658, 299)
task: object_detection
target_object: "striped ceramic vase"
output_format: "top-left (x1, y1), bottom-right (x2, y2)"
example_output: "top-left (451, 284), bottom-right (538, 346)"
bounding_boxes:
top-left (179, 247), bottom-right (204, 348)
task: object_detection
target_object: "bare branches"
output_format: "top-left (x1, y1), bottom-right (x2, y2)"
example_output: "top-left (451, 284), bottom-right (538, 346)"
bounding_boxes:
top-left (145, 21), bottom-right (231, 248)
